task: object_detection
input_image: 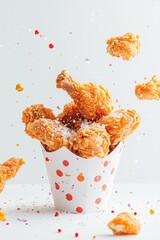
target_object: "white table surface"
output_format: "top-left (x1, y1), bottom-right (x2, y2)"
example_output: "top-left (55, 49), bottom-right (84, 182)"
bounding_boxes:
top-left (0, 184), bottom-right (160, 240)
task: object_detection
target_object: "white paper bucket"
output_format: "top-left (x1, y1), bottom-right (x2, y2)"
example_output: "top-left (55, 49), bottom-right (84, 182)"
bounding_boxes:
top-left (42, 142), bottom-right (123, 213)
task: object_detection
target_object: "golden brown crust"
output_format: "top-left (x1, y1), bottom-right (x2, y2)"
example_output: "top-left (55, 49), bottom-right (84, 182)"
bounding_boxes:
top-left (106, 32), bottom-right (140, 60)
top-left (57, 102), bottom-right (84, 131)
top-left (26, 119), bottom-right (70, 152)
top-left (22, 104), bottom-right (55, 125)
top-left (56, 70), bottom-right (113, 120)
top-left (0, 158), bottom-right (25, 192)
top-left (98, 109), bottom-right (140, 146)
top-left (135, 75), bottom-right (160, 100)
top-left (108, 212), bottom-right (141, 235)
top-left (67, 124), bottom-right (110, 158)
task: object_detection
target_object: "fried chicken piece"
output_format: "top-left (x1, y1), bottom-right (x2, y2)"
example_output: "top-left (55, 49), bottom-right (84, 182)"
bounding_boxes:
top-left (0, 158), bottom-right (25, 192)
top-left (108, 212), bottom-right (141, 235)
top-left (135, 75), bottom-right (160, 100)
top-left (22, 104), bottom-right (55, 125)
top-left (57, 102), bottom-right (84, 131)
top-left (56, 70), bottom-right (113, 120)
top-left (67, 123), bottom-right (110, 158)
top-left (26, 118), bottom-right (73, 152)
top-left (98, 109), bottom-right (140, 146)
top-left (106, 32), bottom-right (140, 60)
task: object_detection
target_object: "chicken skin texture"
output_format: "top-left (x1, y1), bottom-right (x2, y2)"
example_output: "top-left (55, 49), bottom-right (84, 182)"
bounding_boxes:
top-left (98, 109), bottom-right (140, 146)
top-left (106, 32), bottom-right (140, 60)
top-left (56, 70), bottom-right (113, 120)
top-left (57, 102), bottom-right (84, 131)
top-left (108, 212), bottom-right (141, 235)
top-left (0, 158), bottom-right (25, 192)
top-left (67, 124), bottom-right (110, 158)
top-left (135, 75), bottom-right (160, 100)
top-left (25, 118), bottom-right (72, 152)
top-left (22, 104), bottom-right (55, 126)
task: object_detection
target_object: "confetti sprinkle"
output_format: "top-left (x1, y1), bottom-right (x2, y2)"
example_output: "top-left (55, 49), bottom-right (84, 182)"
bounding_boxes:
top-left (150, 209), bottom-right (155, 215)
top-left (35, 30), bottom-right (39, 35)
top-left (0, 211), bottom-right (6, 221)
top-left (85, 58), bottom-right (90, 64)
top-left (58, 229), bottom-right (62, 233)
top-left (49, 43), bottom-right (54, 49)
top-left (75, 232), bottom-right (79, 237)
top-left (16, 84), bottom-right (24, 92)
top-left (16, 144), bottom-right (20, 147)
top-left (17, 218), bottom-right (27, 222)
top-left (54, 212), bottom-right (59, 217)
top-left (134, 212), bottom-right (137, 215)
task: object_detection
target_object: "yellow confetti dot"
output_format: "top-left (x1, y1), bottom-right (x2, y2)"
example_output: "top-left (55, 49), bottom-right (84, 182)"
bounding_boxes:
top-left (150, 209), bottom-right (155, 215)
top-left (16, 83), bottom-right (24, 92)
top-left (16, 143), bottom-right (20, 147)
top-left (0, 211), bottom-right (6, 221)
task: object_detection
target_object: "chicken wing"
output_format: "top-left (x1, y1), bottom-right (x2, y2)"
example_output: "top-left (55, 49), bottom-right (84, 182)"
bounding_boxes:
top-left (98, 109), bottom-right (140, 147)
top-left (135, 75), bottom-right (160, 100)
top-left (67, 123), bottom-right (110, 158)
top-left (57, 102), bottom-right (84, 131)
top-left (56, 70), bottom-right (113, 120)
top-left (108, 212), bottom-right (141, 235)
top-left (26, 118), bottom-right (73, 152)
top-left (0, 158), bottom-right (25, 192)
top-left (22, 104), bottom-right (55, 125)
top-left (106, 32), bottom-right (140, 60)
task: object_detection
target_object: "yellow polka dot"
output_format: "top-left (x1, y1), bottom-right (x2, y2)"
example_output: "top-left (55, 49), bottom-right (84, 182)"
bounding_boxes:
top-left (0, 211), bottom-right (6, 221)
top-left (150, 209), bottom-right (155, 215)
top-left (16, 84), bottom-right (24, 92)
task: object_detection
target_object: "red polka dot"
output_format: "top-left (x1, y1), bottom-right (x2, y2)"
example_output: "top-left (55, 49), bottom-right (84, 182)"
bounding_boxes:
top-left (111, 168), bottom-right (115, 175)
top-left (55, 182), bottom-right (60, 190)
top-left (76, 207), bottom-right (83, 213)
top-left (66, 193), bottom-right (73, 201)
top-left (94, 175), bottom-right (101, 182)
top-left (63, 160), bottom-right (69, 166)
top-left (104, 161), bottom-right (108, 167)
top-left (45, 157), bottom-right (49, 161)
top-left (49, 43), bottom-right (54, 49)
top-left (56, 170), bottom-right (63, 177)
top-left (95, 198), bottom-right (101, 204)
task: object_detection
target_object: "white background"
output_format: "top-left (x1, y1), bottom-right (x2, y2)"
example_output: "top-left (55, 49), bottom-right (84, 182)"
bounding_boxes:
top-left (0, 0), bottom-right (160, 184)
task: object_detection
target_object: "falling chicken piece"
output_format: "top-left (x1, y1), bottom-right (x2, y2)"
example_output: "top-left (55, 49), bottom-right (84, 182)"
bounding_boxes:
top-left (22, 104), bottom-right (55, 126)
top-left (106, 32), bottom-right (140, 60)
top-left (108, 212), bottom-right (141, 235)
top-left (135, 75), bottom-right (160, 100)
top-left (0, 158), bottom-right (25, 192)
top-left (56, 70), bottom-right (113, 120)
top-left (67, 123), bottom-right (110, 158)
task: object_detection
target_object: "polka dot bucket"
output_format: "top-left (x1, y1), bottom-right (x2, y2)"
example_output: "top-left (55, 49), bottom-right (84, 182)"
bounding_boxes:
top-left (42, 142), bottom-right (123, 213)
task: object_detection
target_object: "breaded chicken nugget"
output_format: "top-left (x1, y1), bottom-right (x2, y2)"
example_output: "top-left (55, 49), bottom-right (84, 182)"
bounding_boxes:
top-left (106, 32), bottom-right (140, 60)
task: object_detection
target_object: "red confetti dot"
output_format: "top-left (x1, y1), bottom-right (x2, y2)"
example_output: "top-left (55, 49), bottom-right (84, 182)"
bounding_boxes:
top-left (75, 232), bottom-right (79, 237)
top-left (94, 175), bottom-right (101, 182)
top-left (76, 207), bottom-right (83, 213)
top-left (95, 198), bottom-right (101, 204)
top-left (49, 43), bottom-right (54, 49)
top-left (134, 212), bottom-right (137, 215)
top-left (110, 168), bottom-right (115, 175)
top-left (55, 182), bottom-right (60, 190)
top-left (54, 212), bottom-right (59, 217)
top-left (6, 223), bottom-right (9, 225)
top-left (66, 193), bottom-right (73, 201)
top-left (17, 208), bottom-right (20, 210)
top-left (111, 210), bottom-right (115, 213)
top-left (45, 157), bottom-right (49, 161)
top-left (58, 229), bottom-right (62, 233)
top-left (35, 30), bottom-right (39, 35)
top-left (103, 161), bottom-right (108, 167)
top-left (56, 170), bottom-right (63, 177)
top-left (63, 160), bottom-right (69, 166)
